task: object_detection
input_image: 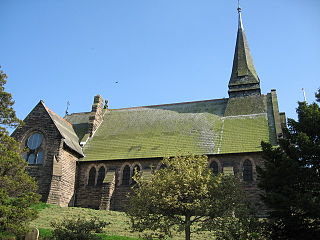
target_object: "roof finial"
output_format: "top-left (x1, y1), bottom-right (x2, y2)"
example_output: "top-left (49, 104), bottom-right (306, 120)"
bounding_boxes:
top-left (237, 0), bottom-right (244, 29)
top-left (65, 101), bottom-right (70, 116)
top-left (302, 88), bottom-right (307, 102)
top-left (237, 0), bottom-right (241, 13)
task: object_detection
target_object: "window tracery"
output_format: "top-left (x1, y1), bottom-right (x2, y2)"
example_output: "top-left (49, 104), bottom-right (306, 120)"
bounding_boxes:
top-left (24, 132), bottom-right (44, 164)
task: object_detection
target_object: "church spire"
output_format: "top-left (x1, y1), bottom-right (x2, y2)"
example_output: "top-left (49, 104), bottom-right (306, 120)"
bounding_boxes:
top-left (228, 5), bottom-right (261, 98)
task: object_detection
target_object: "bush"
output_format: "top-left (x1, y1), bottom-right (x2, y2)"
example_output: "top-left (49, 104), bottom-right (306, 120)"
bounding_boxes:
top-left (50, 216), bottom-right (109, 240)
top-left (211, 217), bottom-right (269, 240)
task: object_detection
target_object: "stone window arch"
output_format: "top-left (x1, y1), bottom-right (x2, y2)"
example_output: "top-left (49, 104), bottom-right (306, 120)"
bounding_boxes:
top-left (23, 131), bottom-right (45, 165)
top-left (88, 167), bottom-right (97, 186)
top-left (243, 159), bottom-right (253, 181)
top-left (209, 161), bottom-right (219, 175)
top-left (122, 165), bottom-right (131, 186)
top-left (96, 166), bottom-right (106, 186)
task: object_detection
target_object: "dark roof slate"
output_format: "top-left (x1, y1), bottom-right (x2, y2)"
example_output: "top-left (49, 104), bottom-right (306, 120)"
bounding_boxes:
top-left (228, 11), bottom-right (260, 92)
top-left (43, 104), bottom-right (84, 156)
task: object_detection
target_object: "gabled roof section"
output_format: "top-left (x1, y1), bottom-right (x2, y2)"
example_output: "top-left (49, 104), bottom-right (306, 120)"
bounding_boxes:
top-left (228, 8), bottom-right (261, 97)
top-left (64, 112), bottom-right (91, 142)
top-left (40, 102), bottom-right (84, 156)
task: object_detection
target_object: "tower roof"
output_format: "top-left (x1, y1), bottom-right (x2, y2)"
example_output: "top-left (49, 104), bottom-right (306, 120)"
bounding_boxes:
top-left (228, 7), bottom-right (261, 98)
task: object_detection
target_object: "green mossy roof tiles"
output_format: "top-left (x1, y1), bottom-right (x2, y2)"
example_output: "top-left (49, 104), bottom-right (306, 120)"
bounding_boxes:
top-left (80, 97), bottom-right (274, 161)
top-left (65, 112), bottom-right (91, 140)
top-left (224, 95), bottom-right (266, 116)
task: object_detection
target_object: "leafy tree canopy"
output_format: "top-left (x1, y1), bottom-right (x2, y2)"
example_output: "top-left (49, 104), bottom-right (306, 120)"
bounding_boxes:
top-left (258, 89), bottom-right (320, 240)
top-left (0, 68), bottom-right (21, 129)
top-left (126, 155), bottom-right (247, 240)
top-left (0, 67), bottom-right (40, 236)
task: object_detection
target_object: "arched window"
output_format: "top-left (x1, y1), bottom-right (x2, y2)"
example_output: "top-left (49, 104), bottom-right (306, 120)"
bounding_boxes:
top-left (131, 165), bottom-right (141, 185)
top-left (24, 132), bottom-right (45, 164)
top-left (96, 167), bottom-right (106, 186)
top-left (88, 167), bottom-right (96, 186)
top-left (122, 165), bottom-right (131, 185)
top-left (210, 161), bottom-right (219, 175)
top-left (243, 160), bottom-right (253, 181)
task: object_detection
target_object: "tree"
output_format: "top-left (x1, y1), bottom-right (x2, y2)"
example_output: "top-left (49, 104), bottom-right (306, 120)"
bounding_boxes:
top-left (0, 67), bottom-right (40, 236)
top-left (258, 89), bottom-right (320, 240)
top-left (126, 155), bottom-right (246, 240)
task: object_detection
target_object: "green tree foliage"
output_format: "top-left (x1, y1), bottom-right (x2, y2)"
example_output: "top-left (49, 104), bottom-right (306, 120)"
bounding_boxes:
top-left (50, 217), bottom-right (109, 240)
top-left (210, 216), bottom-right (268, 240)
top-left (0, 67), bottom-right (40, 236)
top-left (0, 68), bottom-right (21, 128)
top-left (126, 155), bottom-right (246, 240)
top-left (258, 89), bottom-right (320, 240)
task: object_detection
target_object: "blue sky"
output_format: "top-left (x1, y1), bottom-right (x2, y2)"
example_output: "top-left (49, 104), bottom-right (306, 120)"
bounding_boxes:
top-left (2, 0), bottom-right (320, 123)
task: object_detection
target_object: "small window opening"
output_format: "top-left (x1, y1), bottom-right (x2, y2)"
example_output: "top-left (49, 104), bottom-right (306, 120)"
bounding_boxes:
top-left (210, 161), bottom-right (219, 175)
top-left (243, 160), bottom-right (253, 181)
top-left (122, 165), bottom-right (131, 185)
top-left (96, 167), bottom-right (106, 186)
top-left (88, 167), bottom-right (96, 186)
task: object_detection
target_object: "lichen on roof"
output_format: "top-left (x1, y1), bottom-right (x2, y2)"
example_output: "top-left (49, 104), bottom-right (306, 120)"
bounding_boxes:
top-left (80, 96), bottom-right (274, 161)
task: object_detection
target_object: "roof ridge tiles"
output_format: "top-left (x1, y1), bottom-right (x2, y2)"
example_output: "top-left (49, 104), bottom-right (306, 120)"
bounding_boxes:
top-left (66, 112), bottom-right (91, 116)
top-left (110, 98), bottom-right (228, 111)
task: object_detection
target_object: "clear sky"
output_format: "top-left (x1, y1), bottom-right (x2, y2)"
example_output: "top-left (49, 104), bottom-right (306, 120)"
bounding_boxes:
top-left (1, 0), bottom-right (320, 123)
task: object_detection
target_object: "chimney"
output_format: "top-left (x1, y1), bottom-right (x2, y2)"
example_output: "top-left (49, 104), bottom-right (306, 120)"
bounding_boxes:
top-left (88, 95), bottom-right (105, 137)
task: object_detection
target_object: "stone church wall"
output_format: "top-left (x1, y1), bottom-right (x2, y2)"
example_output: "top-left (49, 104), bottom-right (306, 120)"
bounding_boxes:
top-left (75, 158), bottom-right (159, 210)
top-left (58, 147), bottom-right (78, 207)
top-left (12, 102), bottom-right (62, 202)
top-left (75, 154), bottom-right (266, 215)
top-left (12, 102), bottom-right (79, 207)
top-left (208, 152), bottom-right (267, 216)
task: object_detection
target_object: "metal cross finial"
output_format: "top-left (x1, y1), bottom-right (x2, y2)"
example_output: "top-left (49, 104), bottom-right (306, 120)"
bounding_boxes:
top-left (237, 0), bottom-right (242, 13)
top-left (65, 101), bottom-right (70, 116)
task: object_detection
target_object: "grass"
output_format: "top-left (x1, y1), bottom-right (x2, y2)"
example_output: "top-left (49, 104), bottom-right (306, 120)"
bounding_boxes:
top-left (30, 203), bottom-right (215, 240)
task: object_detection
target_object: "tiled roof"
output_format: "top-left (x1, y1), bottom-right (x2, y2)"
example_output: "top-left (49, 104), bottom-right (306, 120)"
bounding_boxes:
top-left (79, 95), bottom-right (274, 161)
top-left (64, 112), bottom-right (91, 142)
top-left (44, 104), bottom-right (84, 156)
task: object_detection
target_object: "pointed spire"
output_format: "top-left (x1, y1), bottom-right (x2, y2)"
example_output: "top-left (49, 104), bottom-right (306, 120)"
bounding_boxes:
top-left (228, 5), bottom-right (261, 98)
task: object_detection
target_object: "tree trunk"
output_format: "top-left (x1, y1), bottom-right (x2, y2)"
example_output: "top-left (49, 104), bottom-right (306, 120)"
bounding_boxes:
top-left (185, 215), bottom-right (191, 240)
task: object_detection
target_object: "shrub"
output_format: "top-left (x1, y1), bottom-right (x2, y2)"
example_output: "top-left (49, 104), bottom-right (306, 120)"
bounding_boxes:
top-left (50, 216), bottom-right (109, 240)
top-left (211, 217), bottom-right (269, 240)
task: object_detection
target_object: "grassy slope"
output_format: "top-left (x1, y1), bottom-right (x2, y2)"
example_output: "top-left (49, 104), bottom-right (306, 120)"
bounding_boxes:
top-left (30, 204), bottom-right (214, 240)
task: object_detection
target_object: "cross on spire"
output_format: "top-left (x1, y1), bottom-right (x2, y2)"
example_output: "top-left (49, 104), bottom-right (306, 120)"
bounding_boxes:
top-left (237, 0), bottom-right (241, 13)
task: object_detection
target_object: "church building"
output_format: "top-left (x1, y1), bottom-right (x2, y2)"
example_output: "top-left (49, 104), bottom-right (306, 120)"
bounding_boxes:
top-left (12, 8), bottom-right (285, 213)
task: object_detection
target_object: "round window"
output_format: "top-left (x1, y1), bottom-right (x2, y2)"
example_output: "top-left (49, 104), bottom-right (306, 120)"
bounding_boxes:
top-left (27, 133), bottom-right (43, 150)
top-left (25, 132), bottom-right (44, 164)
